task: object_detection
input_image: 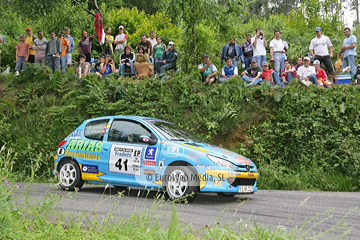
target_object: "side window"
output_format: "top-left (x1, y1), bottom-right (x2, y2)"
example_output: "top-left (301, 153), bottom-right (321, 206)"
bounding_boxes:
top-left (84, 119), bottom-right (109, 140)
top-left (108, 120), bottom-right (151, 143)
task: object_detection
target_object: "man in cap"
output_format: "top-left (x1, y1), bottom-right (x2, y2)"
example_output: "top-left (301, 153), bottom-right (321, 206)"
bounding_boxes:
top-left (25, 27), bottom-right (37, 63)
top-left (341, 27), bottom-right (357, 75)
top-left (155, 41), bottom-right (178, 77)
top-left (297, 57), bottom-right (318, 85)
top-left (261, 61), bottom-right (285, 87)
top-left (309, 27), bottom-right (334, 75)
top-left (199, 54), bottom-right (218, 85)
top-left (241, 58), bottom-right (263, 85)
top-left (114, 25), bottom-right (128, 54)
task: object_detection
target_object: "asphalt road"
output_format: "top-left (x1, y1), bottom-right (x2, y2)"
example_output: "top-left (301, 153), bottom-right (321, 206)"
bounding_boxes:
top-left (13, 183), bottom-right (360, 239)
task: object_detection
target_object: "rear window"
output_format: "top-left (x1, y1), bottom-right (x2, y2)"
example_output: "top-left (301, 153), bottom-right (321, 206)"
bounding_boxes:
top-left (84, 119), bottom-right (109, 140)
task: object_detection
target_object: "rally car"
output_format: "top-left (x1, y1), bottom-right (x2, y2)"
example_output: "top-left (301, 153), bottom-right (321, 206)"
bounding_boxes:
top-left (53, 116), bottom-right (259, 202)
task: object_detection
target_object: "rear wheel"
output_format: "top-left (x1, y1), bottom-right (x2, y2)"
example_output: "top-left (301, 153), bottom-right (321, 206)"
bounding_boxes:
top-left (58, 159), bottom-right (84, 191)
top-left (164, 166), bottom-right (199, 202)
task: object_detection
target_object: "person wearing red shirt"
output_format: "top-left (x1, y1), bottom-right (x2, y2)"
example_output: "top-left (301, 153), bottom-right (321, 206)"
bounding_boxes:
top-left (314, 60), bottom-right (331, 86)
top-left (281, 59), bottom-right (297, 85)
top-left (261, 62), bottom-right (285, 87)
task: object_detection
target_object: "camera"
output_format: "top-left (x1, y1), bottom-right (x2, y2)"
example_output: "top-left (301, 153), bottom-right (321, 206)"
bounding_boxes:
top-left (259, 32), bottom-right (263, 36)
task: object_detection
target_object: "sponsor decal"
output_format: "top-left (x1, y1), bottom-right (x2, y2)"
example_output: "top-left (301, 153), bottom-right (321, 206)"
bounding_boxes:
top-left (70, 129), bottom-right (83, 138)
top-left (64, 149), bottom-right (101, 160)
top-left (159, 160), bottom-right (164, 169)
top-left (214, 179), bottom-right (222, 185)
top-left (57, 147), bottom-right (65, 156)
top-left (195, 164), bottom-right (212, 169)
top-left (236, 157), bottom-right (253, 164)
top-left (144, 160), bottom-right (156, 166)
top-left (143, 169), bottom-right (156, 175)
top-left (228, 172), bottom-right (241, 176)
top-left (161, 145), bottom-right (184, 157)
top-left (145, 147), bottom-right (157, 160)
top-left (66, 139), bottom-right (103, 152)
top-left (82, 164), bottom-right (99, 174)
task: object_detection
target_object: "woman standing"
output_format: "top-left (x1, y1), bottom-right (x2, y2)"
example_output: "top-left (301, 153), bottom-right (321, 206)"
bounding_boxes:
top-left (152, 37), bottom-right (166, 64)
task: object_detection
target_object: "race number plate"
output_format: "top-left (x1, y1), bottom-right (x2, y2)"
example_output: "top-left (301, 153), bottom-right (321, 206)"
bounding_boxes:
top-left (109, 144), bottom-right (143, 175)
top-left (239, 186), bottom-right (253, 193)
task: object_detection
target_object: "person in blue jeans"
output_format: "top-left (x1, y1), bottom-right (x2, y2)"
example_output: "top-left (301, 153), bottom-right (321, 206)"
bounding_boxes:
top-left (241, 58), bottom-right (263, 85)
top-left (297, 57), bottom-right (318, 85)
top-left (341, 27), bottom-right (357, 75)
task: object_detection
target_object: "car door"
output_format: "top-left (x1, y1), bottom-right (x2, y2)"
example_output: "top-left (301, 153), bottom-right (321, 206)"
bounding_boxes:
top-left (104, 119), bottom-right (161, 187)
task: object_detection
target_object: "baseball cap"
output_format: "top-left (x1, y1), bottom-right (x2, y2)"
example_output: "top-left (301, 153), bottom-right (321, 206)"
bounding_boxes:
top-left (313, 60), bottom-right (320, 64)
top-left (168, 41), bottom-right (174, 45)
top-left (118, 25), bottom-right (124, 29)
top-left (203, 54), bottom-right (209, 58)
top-left (262, 62), bottom-right (268, 66)
top-left (26, 27), bottom-right (32, 31)
top-left (315, 27), bottom-right (322, 31)
top-left (251, 58), bottom-right (257, 63)
top-left (303, 57), bottom-right (311, 61)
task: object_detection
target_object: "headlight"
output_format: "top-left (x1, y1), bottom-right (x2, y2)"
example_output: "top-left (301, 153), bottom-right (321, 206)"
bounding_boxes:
top-left (207, 155), bottom-right (237, 169)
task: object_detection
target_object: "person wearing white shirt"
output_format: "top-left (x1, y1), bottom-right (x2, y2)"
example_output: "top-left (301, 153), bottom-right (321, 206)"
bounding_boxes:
top-left (270, 30), bottom-right (287, 74)
top-left (251, 28), bottom-right (267, 67)
top-left (309, 27), bottom-right (334, 75)
top-left (297, 57), bottom-right (318, 85)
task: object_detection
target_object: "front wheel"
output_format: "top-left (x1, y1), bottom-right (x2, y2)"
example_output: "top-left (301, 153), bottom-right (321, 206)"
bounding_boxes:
top-left (164, 166), bottom-right (199, 202)
top-left (58, 159), bottom-right (84, 191)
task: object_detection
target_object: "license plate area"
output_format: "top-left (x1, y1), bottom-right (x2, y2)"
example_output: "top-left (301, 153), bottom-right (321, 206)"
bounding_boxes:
top-left (239, 186), bottom-right (253, 193)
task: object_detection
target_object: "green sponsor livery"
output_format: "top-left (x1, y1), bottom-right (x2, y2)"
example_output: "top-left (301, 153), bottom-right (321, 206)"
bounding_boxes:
top-left (67, 139), bottom-right (103, 152)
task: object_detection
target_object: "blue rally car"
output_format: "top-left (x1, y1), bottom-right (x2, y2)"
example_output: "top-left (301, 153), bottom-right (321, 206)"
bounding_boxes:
top-left (53, 116), bottom-right (259, 202)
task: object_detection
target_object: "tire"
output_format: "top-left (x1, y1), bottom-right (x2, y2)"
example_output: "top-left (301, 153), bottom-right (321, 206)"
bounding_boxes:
top-left (217, 192), bottom-right (235, 197)
top-left (164, 166), bottom-right (199, 202)
top-left (58, 159), bottom-right (84, 191)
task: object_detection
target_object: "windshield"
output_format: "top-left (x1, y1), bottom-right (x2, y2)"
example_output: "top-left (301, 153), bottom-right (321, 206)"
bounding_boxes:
top-left (150, 121), bottom-right (201, 142)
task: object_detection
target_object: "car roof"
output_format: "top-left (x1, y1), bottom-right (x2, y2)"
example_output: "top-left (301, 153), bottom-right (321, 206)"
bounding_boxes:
top-left (85, 115), bottom-right (160, 122)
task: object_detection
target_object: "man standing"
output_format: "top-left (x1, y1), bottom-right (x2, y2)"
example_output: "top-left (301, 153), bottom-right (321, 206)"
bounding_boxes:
top-left (251, 28), bottom-right (267, 67)
top-left (58, 30), bottom-right (69, 73)
top-left (241, 58), bottom-right (263, 85)
top-left (219, 58), bottom-right (238, 83)
top-left (78, 31), bottom-right (95, 63)
top-left (341, 27), bottom-right (357, 75)
top-left (297, 57), bottom-right (318, 85)
top-left (33, 31), bottom-right (47, 65)
top-left (25, 27), bottom-right (36, 63)
top-left (64, 28), bottom-right (75, 68)
top-left (147, 31), bottom-right (157, 64)
top-left (270, 30), bottom-right (287, 74)
top-left (309, 27), bottom-right (334, 75)
top-left (45, 31), bottom-right (62, 73)
top-left (242, 34), bottom-right (253, 70)
top-left (220, 38), bottom-right (244, 67)
top-left (155, 41), bottom-right (178, 77)
top-left (114, 25), bottom-right (128, 54)
top-left (137, 34), bottom-right (152, 58)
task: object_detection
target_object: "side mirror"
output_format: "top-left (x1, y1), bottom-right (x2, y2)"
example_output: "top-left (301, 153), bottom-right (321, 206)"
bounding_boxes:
top-left (139, 135), bottom-right (157, 145)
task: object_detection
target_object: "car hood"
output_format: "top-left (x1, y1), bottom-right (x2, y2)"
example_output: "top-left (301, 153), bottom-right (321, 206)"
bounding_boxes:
top-left (173, 142), bottom-right (255, 166)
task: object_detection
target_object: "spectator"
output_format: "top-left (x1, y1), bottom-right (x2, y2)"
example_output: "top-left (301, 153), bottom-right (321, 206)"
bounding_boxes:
top-left (78, 31), bottom-right (95, 63)
top-left (251, 28), bottom-right (267, 67)
top-left (25, 27), bottom-right (36, 63)
top-left (33, 31), bottom-right (48, 65)
top-left (95, 55), bottom-right (117, 76)
top-left (281, 59), bottom-right (297, 85)
top-left (341, 27), bottom-right (357, 75)
top-left (270, 30), bottom-right (287, 74)
top-left (313, 59), bottom-right (331, 86)
top-left (297, 56), bottom-right (318, 85)
top-left (134, 46), bottom-right (153, 79)
top-left (242, 34), bottom-right (253, 70)
top-left (58, 30), bottom-right (69, 73)
top-left (219, 57), bottom-right (238, 83)
top-left (199, 54), bottom-right (218, 85)
top-left (45, 31), bottom-right (62, 73)
top-left (309, 27), bottom-right (334, 75)
top-left (64, 28), bottom-right (75, 68)
top-left (0, 29), bottom-right (4, 43)
top-left (241, 58), bottom-right (263, 85)
top-left (15, 34), bottom-right (30, 76)
top-left (155, 41), bottom-right (178, 77)
top-left (152, 37), bottom-right (166, 64)
top-left (147, 30), bottom-right (157, 48)
top-left (74, 53), bottom-right (90, 78)
top-left (104, 28), bottom-right (114, 55)
top-left (261, 62), bottom-right (285, 87)
top-left (114, 25), bottom-right (128, 54)
top-left (137, 34), bottom-right (152, 60)
top-left (220, 38), bottom-right (244, 67)
top-left (334, 51), bottom-right (344, 74)
top-left (295, 56), bottom-right (303, 70)
top-left (119, 45), bottom-right (135, 78)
